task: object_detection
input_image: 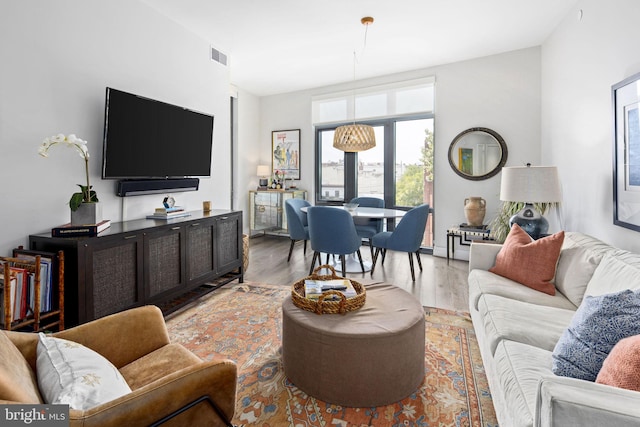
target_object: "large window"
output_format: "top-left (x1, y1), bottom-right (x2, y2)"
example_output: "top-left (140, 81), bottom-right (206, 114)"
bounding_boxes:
top-left (312, 77), bottom-right (435, 247)
top-left (315, 116), bottom-right (434, 247)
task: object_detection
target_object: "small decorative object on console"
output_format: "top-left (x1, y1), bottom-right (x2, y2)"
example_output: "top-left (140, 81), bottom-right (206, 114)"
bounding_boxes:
top-left (271, 170), bottom-right (285, 190)
top-left (163, 195), bottom-right (175, 208)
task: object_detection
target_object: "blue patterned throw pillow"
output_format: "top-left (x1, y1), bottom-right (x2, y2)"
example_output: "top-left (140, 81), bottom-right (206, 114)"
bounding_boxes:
top-left (552, 289), bottom-right (640, 381)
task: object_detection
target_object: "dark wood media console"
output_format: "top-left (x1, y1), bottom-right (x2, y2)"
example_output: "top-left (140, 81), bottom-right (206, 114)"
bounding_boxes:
top-left (29, 210), bottom-right (243, 326)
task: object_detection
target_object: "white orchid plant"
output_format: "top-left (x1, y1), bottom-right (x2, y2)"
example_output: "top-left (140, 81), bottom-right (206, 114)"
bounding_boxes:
top-left (39, 134), bottom-right (98, 211)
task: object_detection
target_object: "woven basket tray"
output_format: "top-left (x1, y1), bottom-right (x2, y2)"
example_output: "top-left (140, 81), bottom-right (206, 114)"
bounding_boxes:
top-left (291, 265), bottom-right (366, 315)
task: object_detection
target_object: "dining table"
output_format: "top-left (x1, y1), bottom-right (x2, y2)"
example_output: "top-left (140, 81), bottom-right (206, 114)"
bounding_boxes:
top-left (300, 205), bottom-right (406, 273)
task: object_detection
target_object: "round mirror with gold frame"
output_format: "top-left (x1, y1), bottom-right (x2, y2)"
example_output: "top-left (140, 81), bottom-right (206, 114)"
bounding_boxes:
top-left (448, 127), bottom-right (507, 181)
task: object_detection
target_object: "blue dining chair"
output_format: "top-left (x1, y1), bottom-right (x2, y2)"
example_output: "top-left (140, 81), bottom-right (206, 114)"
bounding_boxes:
top-left (350, 197), bottom-right (385, 259)
top-left (307, 206), bottom-right (365, 277)
top-left (284, 198), bottom-right (311, 262)
top-left (371, 203), bottom-right (430, 281)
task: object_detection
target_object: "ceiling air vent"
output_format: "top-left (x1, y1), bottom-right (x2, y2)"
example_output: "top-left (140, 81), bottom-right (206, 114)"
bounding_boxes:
top-left (211, 46), bottom-right (228, 66)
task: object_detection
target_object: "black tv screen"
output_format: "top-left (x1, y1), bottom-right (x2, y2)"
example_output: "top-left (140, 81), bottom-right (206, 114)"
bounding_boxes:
top-left (102, 88), bottom-right (214, 179)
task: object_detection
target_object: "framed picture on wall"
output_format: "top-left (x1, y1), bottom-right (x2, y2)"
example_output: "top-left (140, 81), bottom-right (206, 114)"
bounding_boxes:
top-left (613, 71), bottom-right (640, 232)
top-left (272, 129), bottom-right (301, 180)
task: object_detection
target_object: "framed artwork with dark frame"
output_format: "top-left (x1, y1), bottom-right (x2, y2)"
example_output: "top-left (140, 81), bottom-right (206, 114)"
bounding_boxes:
top-left (272, 129), bottom-right (301, 180)
top-left (613, 71), bottom-right (640, 232)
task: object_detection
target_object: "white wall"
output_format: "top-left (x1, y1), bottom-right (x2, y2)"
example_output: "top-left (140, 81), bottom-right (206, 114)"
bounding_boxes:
top-left (235, 88), bottom-right (262, 231)
top-left (260, 92), bottom-right (315, 194)
top-left (0, 1), bottom-right (231, 255)
top-left (432, 48), bottom-right (541, 258)
top-left (259, 47), bottom-right (542, 259)
top-left (542, 0), bottom-right (640, 253)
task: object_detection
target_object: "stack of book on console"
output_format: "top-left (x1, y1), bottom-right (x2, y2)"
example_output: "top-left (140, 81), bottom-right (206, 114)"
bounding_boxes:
top-left (51, 219), bottom-right (111, 237)
top-left (304, 278), bottom-right (357, 301)
top-left (459, 223), bottom-right (489, 232)
top-left (146, 206), bottom-right (191, 220)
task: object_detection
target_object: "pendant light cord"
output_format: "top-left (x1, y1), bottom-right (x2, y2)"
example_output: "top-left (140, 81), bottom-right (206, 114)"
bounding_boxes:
top-left (362, 19), bottom-right (370, 53)
top-left (352, 19), bottom-right (370, 125)
top-left (352, 51), bottom-right (357, 125)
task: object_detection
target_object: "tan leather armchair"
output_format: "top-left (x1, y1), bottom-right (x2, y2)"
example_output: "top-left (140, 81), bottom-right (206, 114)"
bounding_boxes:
top-left (0, 305), bottom-right (237, 426)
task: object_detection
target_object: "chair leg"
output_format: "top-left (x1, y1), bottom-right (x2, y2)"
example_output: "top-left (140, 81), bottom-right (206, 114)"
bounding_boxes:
top-left (356, 250), bottom-right (365, 273)
top-left (371, 248), bottom-right (381, 274)
top-left (408, 252), bottom-right (416, 282)
top-left (381, 249), bottom-right (387, 265)
top-left (340, 255), bottom-right (347, 277)
top-left (310, 252), bottom-right (319, 275)
top-left (325, 253), bottom-right (330, 264)
top-left (368, 240), bottom-right (374, 259)
top-left (150, 395), bottom-right (233, 427)
top-left (287, 240), bottom-right (296, 262)
top-left (415, 250), bottom-right (423, 271)
top-left (303, 240), bottom-right (308, 255)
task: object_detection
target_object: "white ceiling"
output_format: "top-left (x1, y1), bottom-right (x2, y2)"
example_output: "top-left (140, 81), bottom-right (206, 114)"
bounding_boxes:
top-left (141, 0), bottom-right (578, 97)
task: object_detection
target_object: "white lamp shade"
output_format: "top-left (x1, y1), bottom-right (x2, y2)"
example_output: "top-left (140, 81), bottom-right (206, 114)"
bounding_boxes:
top-left (256, 165), bottom-right (270, 177)
top-left (333, 124), bottom-right (376, 152)
top-left (500, 166), bottom-right (562, 203)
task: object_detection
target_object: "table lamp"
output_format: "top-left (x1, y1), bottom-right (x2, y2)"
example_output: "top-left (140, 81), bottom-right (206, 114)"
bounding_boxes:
top-left (257, 165), bottom-right (270, 189)
top-left (499, 164), bottom-right (562, 239)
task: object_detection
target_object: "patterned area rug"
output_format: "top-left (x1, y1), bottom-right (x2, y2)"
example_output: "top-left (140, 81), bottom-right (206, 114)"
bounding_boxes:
top-left (165, 282), bottom-right (497, 427)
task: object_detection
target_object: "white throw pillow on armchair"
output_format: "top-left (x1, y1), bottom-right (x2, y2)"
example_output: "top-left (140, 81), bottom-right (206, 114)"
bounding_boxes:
top-left (36, 333), bottom-right (131, 410)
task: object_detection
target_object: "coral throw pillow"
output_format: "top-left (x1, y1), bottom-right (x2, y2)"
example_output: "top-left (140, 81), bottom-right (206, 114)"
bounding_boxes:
top-left (596, 334), bottom-right (640, 391)
top-left (489, 224), bottom-right (564, 295)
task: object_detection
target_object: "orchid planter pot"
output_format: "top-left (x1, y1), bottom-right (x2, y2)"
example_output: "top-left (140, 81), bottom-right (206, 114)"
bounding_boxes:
top-left (71, 202), bottom-right (102, 226)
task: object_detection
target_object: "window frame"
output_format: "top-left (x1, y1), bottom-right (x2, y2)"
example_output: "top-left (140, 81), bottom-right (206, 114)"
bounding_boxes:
top-left (314, 112), bottom-right (434, 210)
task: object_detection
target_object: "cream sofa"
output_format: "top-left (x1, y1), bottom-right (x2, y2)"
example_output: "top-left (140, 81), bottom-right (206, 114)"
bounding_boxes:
top-left (468, 232), bottom-right (640, 427)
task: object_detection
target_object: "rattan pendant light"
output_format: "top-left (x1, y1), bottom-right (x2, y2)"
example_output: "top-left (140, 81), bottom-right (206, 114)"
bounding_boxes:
top-left (333, 124), bottom-right (376, 152)
top-left (333, 17), bottom-right (376, 153)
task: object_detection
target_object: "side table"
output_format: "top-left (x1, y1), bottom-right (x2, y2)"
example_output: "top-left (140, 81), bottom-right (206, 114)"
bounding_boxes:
top-left (446, 225), bottom-right (494, 262)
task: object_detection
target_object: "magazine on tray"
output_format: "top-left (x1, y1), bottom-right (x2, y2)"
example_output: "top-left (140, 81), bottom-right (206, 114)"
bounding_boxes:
top-left (304, 279), bottom-right (357, 300)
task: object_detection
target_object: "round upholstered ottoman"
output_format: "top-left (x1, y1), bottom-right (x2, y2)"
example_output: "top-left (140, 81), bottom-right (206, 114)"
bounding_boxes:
top-left (282, 283), bottom-right (425, 407)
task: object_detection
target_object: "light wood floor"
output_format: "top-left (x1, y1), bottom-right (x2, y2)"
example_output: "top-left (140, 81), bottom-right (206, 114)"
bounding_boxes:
top-left (243, 235), bottom-right (470, 312)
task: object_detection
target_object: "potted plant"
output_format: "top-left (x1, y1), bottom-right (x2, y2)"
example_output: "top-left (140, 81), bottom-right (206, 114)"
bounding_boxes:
top-left (39, 134), bottom-right (100, 225)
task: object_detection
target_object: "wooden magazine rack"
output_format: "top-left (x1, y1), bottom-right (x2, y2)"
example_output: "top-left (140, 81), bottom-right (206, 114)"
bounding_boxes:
top-left (0, 248), bottom-right (64, 331)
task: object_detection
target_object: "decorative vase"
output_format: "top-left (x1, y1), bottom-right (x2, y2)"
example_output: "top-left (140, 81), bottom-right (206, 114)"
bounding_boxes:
top-left (71, 202), bottom-right (102, 225)
top-left (464, 197), bottom-right (486, 227)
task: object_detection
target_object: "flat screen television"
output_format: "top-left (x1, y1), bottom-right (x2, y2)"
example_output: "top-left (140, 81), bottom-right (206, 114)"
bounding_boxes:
top-left (102, 87), bottom-right (214, 180)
